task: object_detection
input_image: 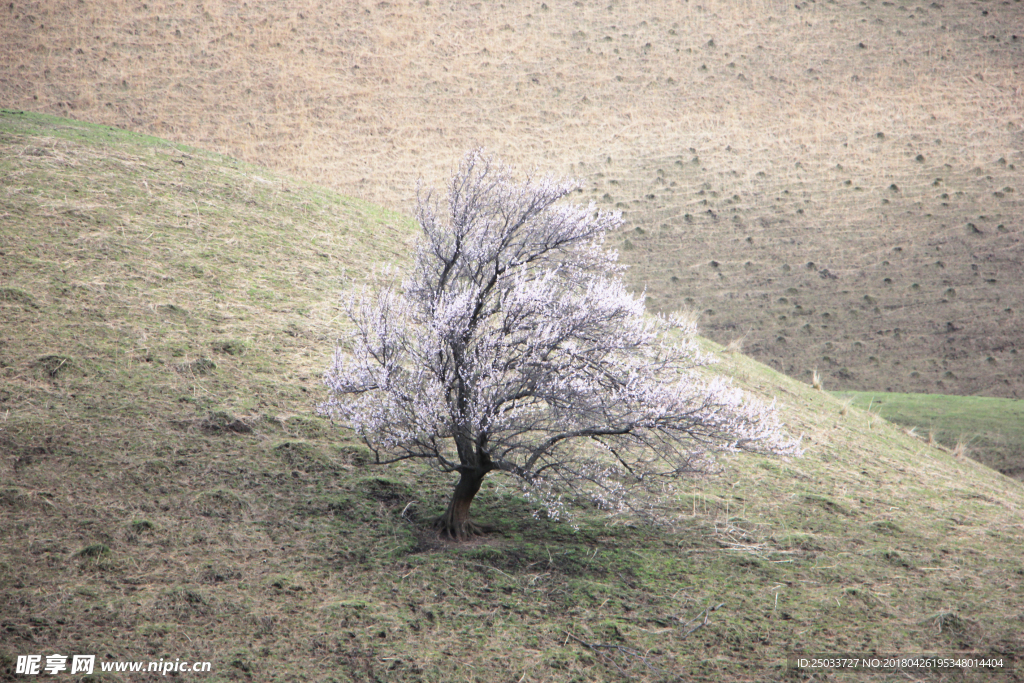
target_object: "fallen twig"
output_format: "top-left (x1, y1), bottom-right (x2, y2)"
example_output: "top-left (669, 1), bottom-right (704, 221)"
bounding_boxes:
top-left (564, 631), bottom-right (644, 657)
top-left (564, 630), bottom-right (666, 677)
top-left (679, 602), bottom-right (725, 638)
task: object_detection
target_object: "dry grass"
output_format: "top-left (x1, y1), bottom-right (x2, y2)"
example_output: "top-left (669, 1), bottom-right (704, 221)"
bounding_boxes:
top-left (10, 0), bottom-right (1017, 206)
top-left (2, 0), bottom-right (1022, 396)
top-left (2, 109), bottom-right (1024, 683)
top-left (721, 334), bottom-right (745, 355)
top-left (3, 1), bottom-right (1024, 677)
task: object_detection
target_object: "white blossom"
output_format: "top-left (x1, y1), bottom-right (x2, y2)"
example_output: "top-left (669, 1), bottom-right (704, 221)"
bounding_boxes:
top-left (319, 150), bottom-right (800, 531)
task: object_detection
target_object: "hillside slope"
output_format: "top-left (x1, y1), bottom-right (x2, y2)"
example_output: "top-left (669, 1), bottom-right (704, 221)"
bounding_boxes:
top-left (2, 113), bottom-right (1023, 682)
top-left (2, 0), bottom-right (1022, 398)
top-left (835, 391), bottom-right (1024, 481)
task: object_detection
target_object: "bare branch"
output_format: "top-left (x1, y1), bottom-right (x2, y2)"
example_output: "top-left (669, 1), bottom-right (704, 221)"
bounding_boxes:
top-left (319, 150), bottom-right (800, 532)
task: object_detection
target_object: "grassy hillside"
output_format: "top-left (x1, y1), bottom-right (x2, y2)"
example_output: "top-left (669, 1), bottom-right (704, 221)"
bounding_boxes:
top-left (834, 391), bottom-right (1024, 481)
top-left (2, 0), bottom-right (1022, 398)
top-left (2, 111), bottom-right (1024, 682)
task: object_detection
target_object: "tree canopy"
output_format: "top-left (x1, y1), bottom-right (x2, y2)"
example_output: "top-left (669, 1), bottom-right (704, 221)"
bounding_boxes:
top-left (320, 151), bottom-right (799, 539)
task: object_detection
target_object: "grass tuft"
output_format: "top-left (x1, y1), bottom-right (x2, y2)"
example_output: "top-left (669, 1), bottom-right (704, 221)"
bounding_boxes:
top-left (76, 543), bottom-right (111, 558)
top-left (174, 357), bottom-right (217, 375)
top-left (0, 287), bottom-right (39, 309)
top-left (33, 354), bottom-right (77, 379)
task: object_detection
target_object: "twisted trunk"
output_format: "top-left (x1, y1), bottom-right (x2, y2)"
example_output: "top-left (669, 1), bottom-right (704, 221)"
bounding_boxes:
top-left (434, 465), bottom-right (492, 540)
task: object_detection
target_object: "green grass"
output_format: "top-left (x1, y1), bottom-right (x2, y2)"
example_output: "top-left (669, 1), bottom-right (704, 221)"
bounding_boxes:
top-left (2, 112), bottom-right (1023, 682)
top-left (834, 391), bottom-right (1024, 480)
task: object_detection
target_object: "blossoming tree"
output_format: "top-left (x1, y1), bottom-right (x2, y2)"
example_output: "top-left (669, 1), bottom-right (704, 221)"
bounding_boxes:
top-left (320, 151), bottom-right (798, 539)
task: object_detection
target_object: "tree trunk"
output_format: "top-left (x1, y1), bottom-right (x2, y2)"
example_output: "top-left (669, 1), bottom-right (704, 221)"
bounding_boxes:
top-left (434, 466), bottom-right (492, 540)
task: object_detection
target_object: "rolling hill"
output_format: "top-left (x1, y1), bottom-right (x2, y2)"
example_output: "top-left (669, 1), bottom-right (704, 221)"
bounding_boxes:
top-left (2, 110), bottom-right (1023, 682)
top-left (2, 0), bottom-right (1021, 399)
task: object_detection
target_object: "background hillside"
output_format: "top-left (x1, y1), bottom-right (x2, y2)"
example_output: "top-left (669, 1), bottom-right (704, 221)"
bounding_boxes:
top-left (2, 0), bottom-right (1022, 398)
top-left (1, 111), bottom-right (1022, 682)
